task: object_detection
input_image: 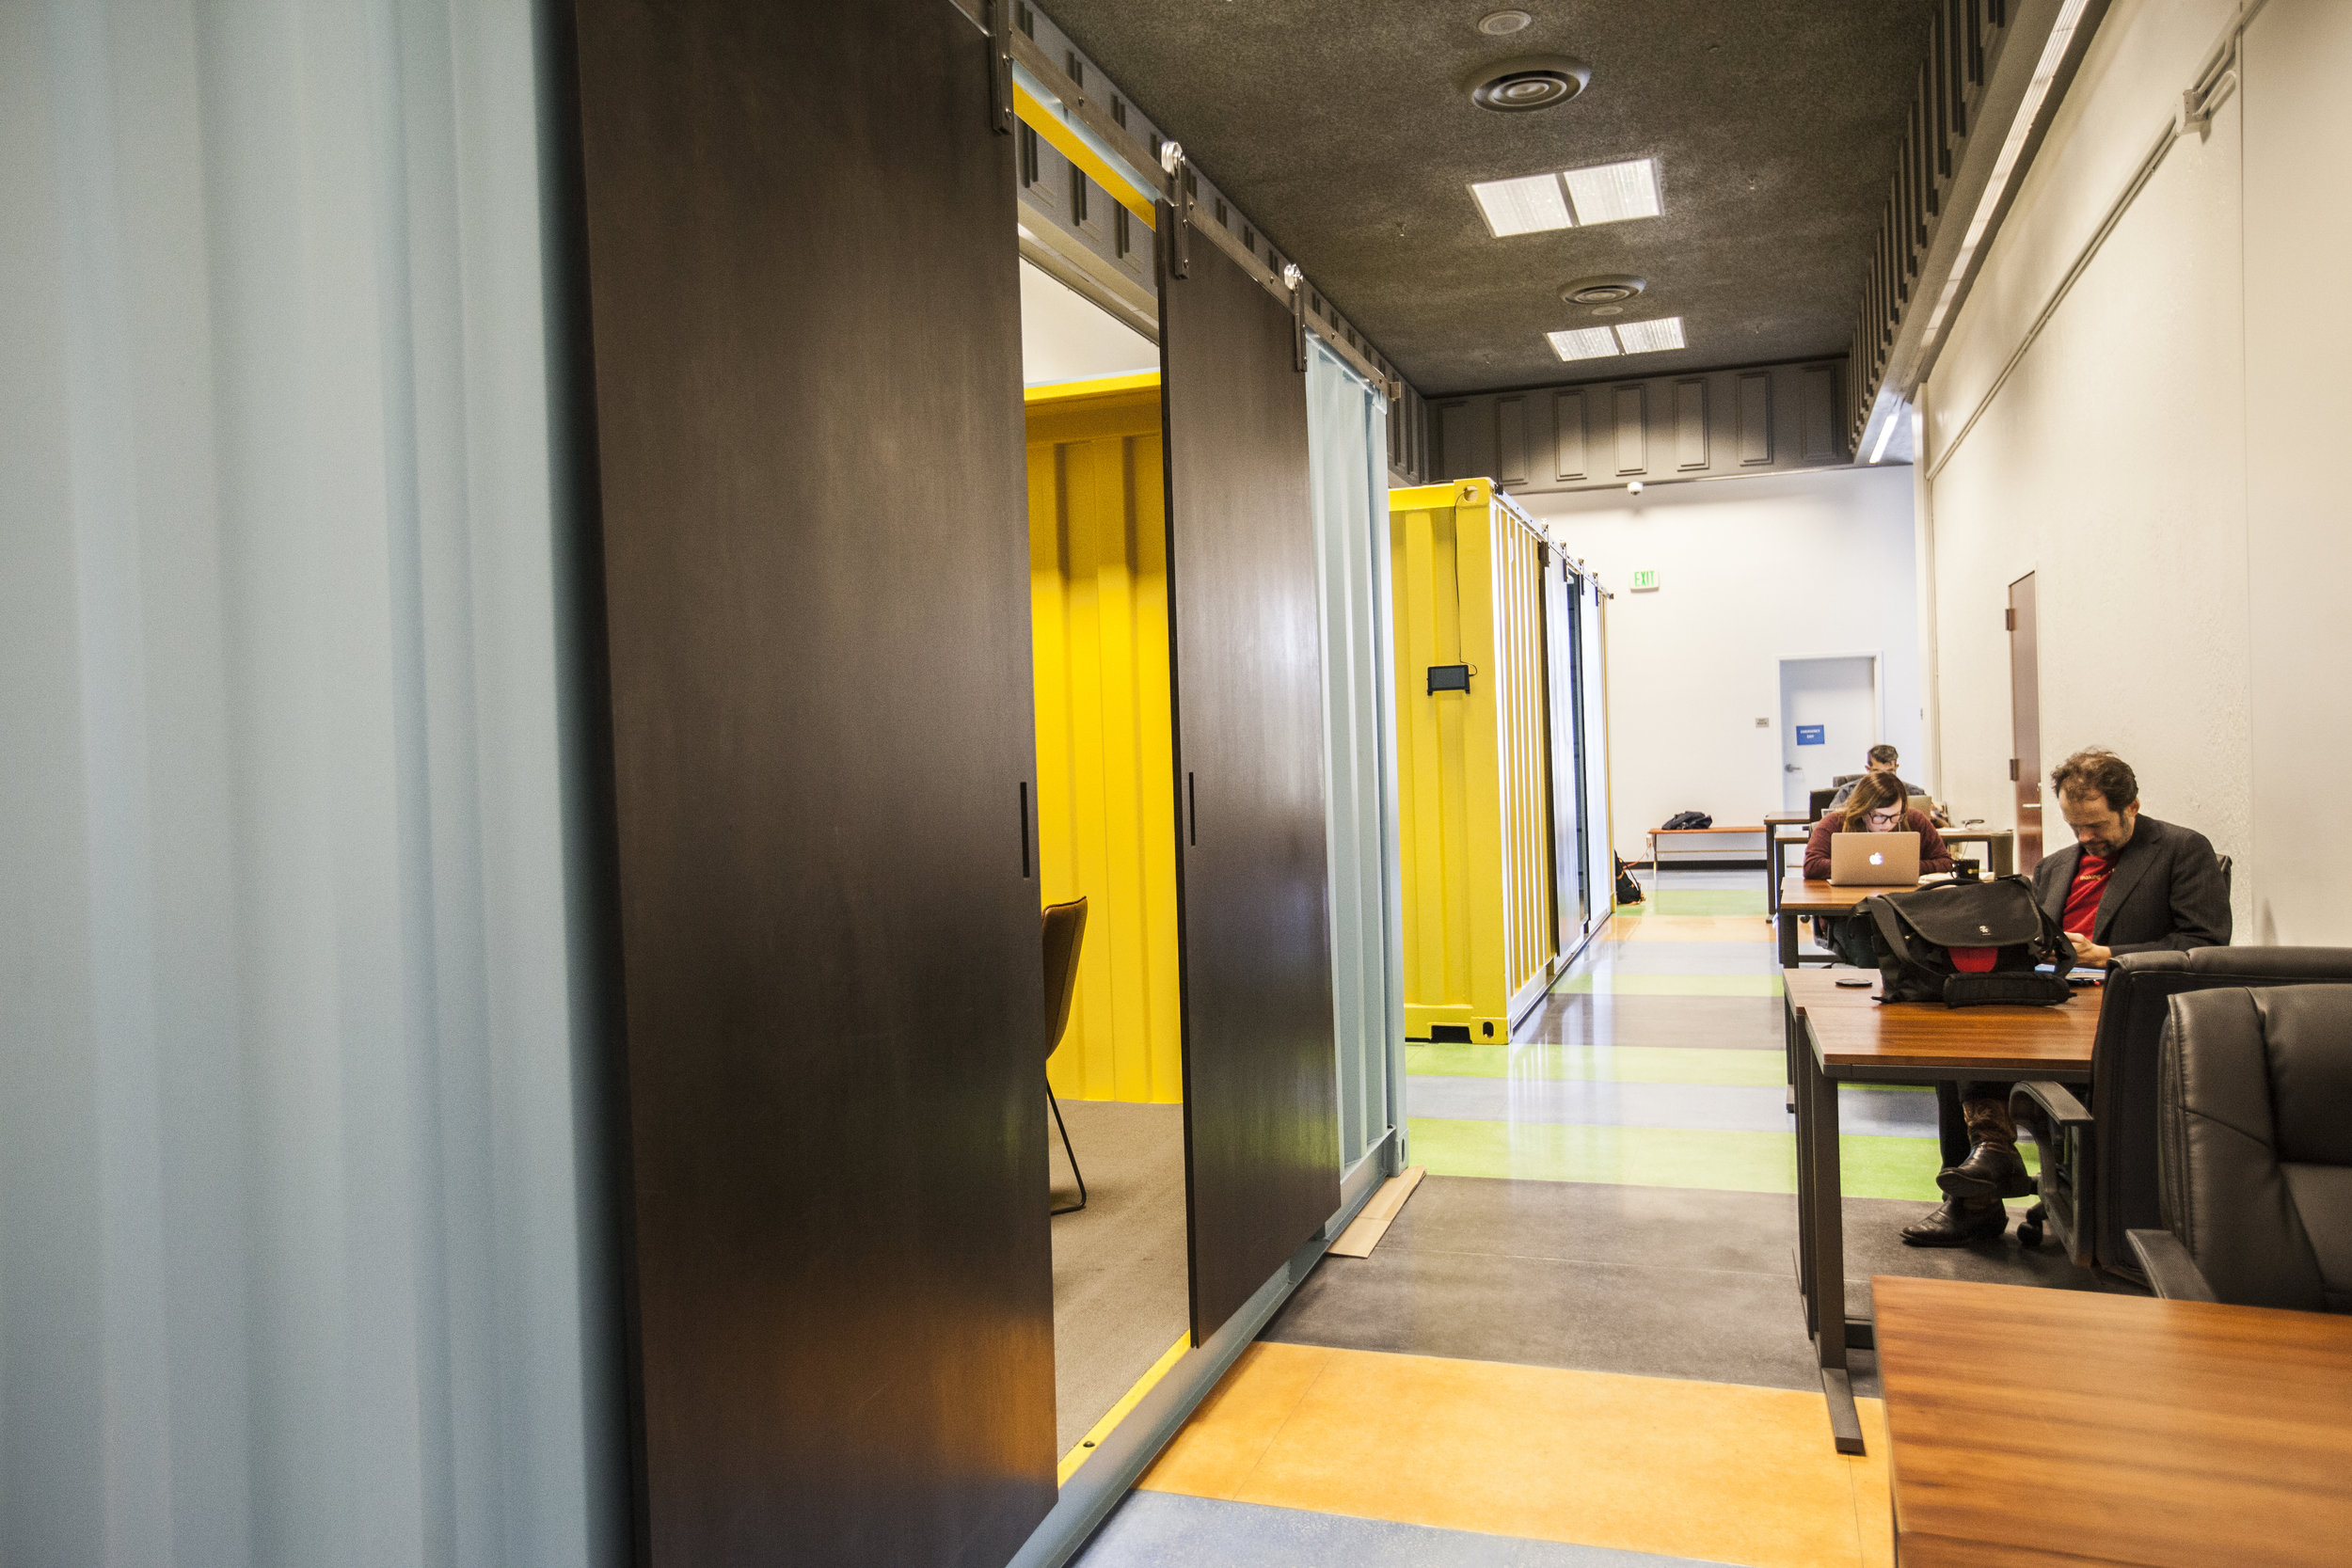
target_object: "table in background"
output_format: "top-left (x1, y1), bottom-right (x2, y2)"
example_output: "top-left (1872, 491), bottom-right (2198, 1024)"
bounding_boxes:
top-left (1763, 815), bottom-right (1811, 915)
top-left (1637, 827), bottom-right (1769, 888)
top-left (1874, 1275), bottom-right (2352, 1566)
top-left (1782, 968), bottom-right (2104, 1453)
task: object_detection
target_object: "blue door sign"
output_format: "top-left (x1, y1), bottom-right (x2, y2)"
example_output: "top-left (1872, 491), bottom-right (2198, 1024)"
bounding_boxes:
top-left (1795, 725), bottom-right (1825, 745)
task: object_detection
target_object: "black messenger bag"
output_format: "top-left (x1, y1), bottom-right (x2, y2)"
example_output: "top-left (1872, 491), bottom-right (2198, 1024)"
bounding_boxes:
top-left (1858, 876), bottom-right (2074, 1006)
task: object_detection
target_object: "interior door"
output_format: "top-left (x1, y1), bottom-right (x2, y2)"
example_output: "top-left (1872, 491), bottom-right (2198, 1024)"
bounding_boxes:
top-left (568, 3), bottom-right (1056, 1562)
top-left (2010, 572), bottom-right (2043, 869)
top-left (1159, 214), bottom-right (1341, 1341)
top-left (1542, 556), bottom-right (1589, 943)
top-left (1779, 656), bottom-right (1878, 811)
top-left (1580, 576), bottom-right (1613, 922)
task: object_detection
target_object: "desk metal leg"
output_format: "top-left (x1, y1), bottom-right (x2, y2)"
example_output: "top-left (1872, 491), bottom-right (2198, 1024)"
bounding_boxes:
top-left (1803, 1042), bottom-right (1865, 1455)
top-left (1789, 1001), bottom-right (1814, 1328)
top-left (1767, 836), bottom-right (1782, 916)
top-left (1777, 910), bottom-right (1799, 970)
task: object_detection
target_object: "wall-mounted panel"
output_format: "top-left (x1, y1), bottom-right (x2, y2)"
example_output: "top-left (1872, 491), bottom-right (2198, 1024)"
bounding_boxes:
top-left (1496, 396), bottom-right (1529, 486)
top-left (1737, 372), bottom-right (1773, 466)
top-left (1673, 380), bottom-right (1708, 470)
top-left (1613, 386), bottom-right (1646, 475)
top-left (1553, 390), bottom-right (1588, 481)
top-left (1426, 357), bottom-right (1854, 495)
top-left (1801, 363), bottom-right (1842, 464)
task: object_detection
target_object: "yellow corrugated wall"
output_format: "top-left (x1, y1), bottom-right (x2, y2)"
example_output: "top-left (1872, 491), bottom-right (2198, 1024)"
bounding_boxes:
top-left (1026, 374), bottom-right (1183, 1103)
top-left (1390, 479), bottom-right (1560, 1043)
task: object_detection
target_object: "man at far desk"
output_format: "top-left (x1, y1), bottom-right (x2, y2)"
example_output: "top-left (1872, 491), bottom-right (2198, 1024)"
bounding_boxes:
top-left (1903, 747), bottom-right (2232, 1246)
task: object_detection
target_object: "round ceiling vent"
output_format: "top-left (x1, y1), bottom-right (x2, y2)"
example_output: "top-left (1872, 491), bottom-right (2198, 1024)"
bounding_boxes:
top-left (1465, 55), bottom-right (1591, 112)
top-left (1477, 9), bottom-right (1533, 35)
top-left (1561, 274), bottom-right (1647, 307)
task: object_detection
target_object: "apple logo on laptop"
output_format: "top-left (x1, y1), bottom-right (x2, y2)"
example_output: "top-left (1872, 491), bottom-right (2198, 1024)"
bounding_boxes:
top-left (1868, 852), bottom-right (1884, 866)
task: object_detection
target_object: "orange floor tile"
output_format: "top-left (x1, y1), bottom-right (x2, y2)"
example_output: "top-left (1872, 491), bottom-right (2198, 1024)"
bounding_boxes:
top-left (1140, 1341), bottom-right (1892, 1568)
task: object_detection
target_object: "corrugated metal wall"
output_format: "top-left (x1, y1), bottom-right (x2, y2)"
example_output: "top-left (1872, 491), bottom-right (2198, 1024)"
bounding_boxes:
top-left (1026, 374), bottom-right (1184, 1102)
top-left (1390, 480), bottom-right (1563, 1044)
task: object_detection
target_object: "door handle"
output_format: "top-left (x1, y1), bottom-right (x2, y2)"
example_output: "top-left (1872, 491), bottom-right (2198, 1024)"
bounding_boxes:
top-left (1785, 764), bottom-right (1804, 773)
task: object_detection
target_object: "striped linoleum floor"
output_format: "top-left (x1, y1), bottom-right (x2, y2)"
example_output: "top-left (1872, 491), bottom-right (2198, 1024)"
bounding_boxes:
top-left (1070, 871), bottom-right (2109, 1568)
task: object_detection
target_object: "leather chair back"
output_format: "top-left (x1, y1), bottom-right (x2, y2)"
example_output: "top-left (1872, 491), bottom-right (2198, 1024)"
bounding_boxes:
top-left (2086, 946), bottom-right (2352, 1279)
top-left (1041, 897), bottom-right (1088, 1059)
top-left (2158, 984), bottom-right (2352, 1312)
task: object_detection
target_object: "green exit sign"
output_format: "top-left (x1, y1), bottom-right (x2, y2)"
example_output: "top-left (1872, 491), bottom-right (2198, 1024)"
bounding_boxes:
top-left (1629, 569), bottom-right (1660, 592)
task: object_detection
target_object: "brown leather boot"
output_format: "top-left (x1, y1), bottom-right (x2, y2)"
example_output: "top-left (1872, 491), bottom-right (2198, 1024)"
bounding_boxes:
top-left (1937, 1097), bottom-right (2037, 1200)
top-left (1900, 1196), bottom-right (2009, 1246)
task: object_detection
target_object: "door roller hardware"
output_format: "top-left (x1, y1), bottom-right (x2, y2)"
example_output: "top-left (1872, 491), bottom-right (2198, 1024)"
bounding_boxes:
top-left (1427, 663), bottom-right (1472, 695)
top-left (984, 0), bottom-right (1015, 135)
top-left (1285, 264), bottom-right (1307, 372)
top-left (1160, 142), bottom-right (1192, 279)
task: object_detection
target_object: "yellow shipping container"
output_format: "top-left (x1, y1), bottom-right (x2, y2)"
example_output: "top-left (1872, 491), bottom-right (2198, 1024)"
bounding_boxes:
top-left (1390, 479), bottom-right (1568, 1043)
top-left (1025, 374), bottom-right (1184, 1103)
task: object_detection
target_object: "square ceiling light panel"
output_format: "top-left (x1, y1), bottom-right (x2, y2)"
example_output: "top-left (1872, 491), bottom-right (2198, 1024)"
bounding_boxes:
top-left (1547, 326), bottom-right (1620, 361)
top-left (1562, 158), bottom-right (1661, 225)
top-left (1470, 172), bottom-right (1573, 237)
top-left (1613, 316), bottom-right (1686, 353)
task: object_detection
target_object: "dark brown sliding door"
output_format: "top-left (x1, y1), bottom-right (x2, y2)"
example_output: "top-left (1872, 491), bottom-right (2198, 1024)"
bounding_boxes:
top-left (1159, 225), bottom-right (1341, 1340)
top-left (568, 2), bottom-right (1055, 1563)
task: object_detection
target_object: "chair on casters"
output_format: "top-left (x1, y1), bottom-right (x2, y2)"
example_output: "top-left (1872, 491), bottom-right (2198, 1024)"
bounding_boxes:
top-left (1042, 896), bottom-right (1089, 1216)
top-left (2126, 982), bottom-right (2352, 1309)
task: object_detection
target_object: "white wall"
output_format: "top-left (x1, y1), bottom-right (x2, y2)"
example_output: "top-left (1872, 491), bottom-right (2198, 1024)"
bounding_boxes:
top-left (1019, 259), bottom-right (1157, 386)
top-left (1921, 0), bottom-right (2352, 943)
top-left (1518, 466), bottom-right (1920, 858)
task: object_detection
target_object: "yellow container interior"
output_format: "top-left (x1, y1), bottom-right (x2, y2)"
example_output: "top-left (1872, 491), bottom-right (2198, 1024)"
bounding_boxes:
top-left (1026, 374), bottom-right (1184, 1103)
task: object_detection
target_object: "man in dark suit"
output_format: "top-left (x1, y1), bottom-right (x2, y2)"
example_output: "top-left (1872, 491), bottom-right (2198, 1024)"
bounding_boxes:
top-left (1901, 748), bottom-right (2231, 1245)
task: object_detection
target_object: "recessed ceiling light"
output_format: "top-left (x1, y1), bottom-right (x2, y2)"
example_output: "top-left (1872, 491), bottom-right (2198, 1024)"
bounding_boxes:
top-left (1478, 9), bottom-right (1533, 34)
top-left (1548, 326), bottom-right (1620, 361)
top-left (1465, 55), bottom-right (1591, 113)
top-left (1613, 316), bottom-right (1686, 353)
top-left (1563, 158), bottom-right (1661, 225)
top-left (1561, 274), bottom-right (1647, 306)
top-left (1470, 172), bottom-right (1572, 237)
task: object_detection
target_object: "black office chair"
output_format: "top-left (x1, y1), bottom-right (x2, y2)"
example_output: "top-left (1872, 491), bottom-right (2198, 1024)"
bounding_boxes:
top-left (2127, 983), bottom-right (2352, 1310)
top-left (1807, 786), bottom-right (1837, 822)
top-left (2010, 945), bottom-right (2352, 1277)
top-left (1042, 896), bottom-right (1089, 1215)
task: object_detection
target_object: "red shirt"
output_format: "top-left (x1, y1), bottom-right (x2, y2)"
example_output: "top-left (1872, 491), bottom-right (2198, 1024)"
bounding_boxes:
top-left (2061, 850), bottom-right (2113, 936)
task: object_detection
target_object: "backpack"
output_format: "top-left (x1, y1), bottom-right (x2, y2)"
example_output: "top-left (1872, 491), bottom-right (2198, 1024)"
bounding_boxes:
top-left (1613, 854), bottom-right (1643, 907)
top-left (1858, 876), bottom-right (2075, 1006)
top-left (1660, 810), bottom-right (1712, 830)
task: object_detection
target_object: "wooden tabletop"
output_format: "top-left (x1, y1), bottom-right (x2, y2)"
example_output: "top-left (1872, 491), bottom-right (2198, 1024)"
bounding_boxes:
top-left (1805, 986), bottom-right (2100, 1075)
top-left (1781, 965), bottom-right (1893, 1012)
top-left (1763, 813), bottom-right (1812, 826)
top-left (1778, 877), bottom-right (1883, 913)
top-left (1874, 1276), bottom-right (2352, 1568)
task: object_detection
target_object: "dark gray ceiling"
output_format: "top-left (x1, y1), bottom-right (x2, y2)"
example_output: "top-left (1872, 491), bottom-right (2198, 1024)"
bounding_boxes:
top-left (1044, 0), bottom-right (1937, 396)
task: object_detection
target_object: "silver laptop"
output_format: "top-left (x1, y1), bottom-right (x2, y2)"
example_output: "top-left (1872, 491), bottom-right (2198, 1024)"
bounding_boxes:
top-left (1830, 831), bottom-right (1921, 886)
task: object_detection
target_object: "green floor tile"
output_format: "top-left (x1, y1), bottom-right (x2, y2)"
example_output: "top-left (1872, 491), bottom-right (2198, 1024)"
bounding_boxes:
top-left (1637, 889), bottom-right (1768, 917)
top-left (1406, 1117), bottom-right (2034, 1199)
top-left (1551, 972), bottom-right (1784, 997)
top-left (1406, 1040), bottom-right (1787, 1085)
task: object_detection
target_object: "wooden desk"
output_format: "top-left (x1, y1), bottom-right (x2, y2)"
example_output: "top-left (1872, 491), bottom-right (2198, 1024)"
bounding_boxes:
top-left (1875, 1276), bottom-right (2352, 1567)
top-left (1782, 970), bottom-right (2104, 1455)
top-left (1776, 877), bottom-right (1877, 967)
top-left (1940, 828), bottom-right (2017, 878)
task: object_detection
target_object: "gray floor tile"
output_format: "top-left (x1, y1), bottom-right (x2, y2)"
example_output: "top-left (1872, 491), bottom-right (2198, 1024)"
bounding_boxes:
top-left (1073, 1492), bottom-right (1728, 1567)
top-left (1264, 1177), bottom-right (2137, 1398)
